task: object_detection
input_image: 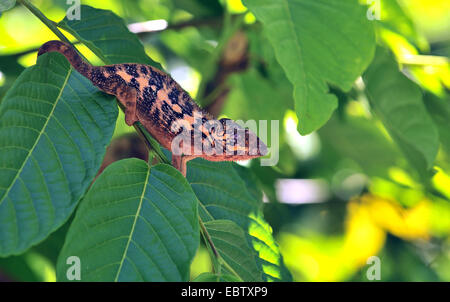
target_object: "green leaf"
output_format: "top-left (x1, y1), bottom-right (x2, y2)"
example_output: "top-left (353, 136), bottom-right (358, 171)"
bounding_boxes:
top-left (225, 69), bottom-right (292, 122)
top-left (32, 214), bottom-right (72, 266)
top-left (57, 5), bottom-right (162, 69)
top-left (56, 159), bottom-right (199, 281)
top-left (363, 49), bottom-right (439, 177)
top-left (319, 115), bottom-right (401, 178)
top-left (242, 0), bottom-right (376, 134)
top-left (0, 52), bottom-right (117, 256)
top-left (187, 159), bottom-right (292, 281)
top-left (204, 220), bottom-right (260, 281)
top-left (193, 272), bottom-right (242, 282)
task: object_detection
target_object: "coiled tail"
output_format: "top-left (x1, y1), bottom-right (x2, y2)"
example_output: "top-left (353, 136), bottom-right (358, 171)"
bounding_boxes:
top-left (37, 40), bottom-right (93, 78)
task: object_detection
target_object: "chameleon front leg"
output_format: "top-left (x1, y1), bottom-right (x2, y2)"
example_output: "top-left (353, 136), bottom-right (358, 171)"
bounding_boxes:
top-left (116, 85), bottom-right (138, 126)
top-left (115, 84), bottom-right (196, 176)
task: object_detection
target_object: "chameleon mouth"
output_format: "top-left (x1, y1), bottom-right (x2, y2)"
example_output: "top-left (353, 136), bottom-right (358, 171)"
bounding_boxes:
top-left (171, 118), bottom-right (269, 160)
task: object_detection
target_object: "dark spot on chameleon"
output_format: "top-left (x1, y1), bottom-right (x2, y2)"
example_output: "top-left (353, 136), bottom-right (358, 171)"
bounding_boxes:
top-left (168, 88), bottom-right (180, 104)
top-left (140, 87), bottom-right (156, 113)
top-left (152, 108), bottom-right (160, 123)
top-left (129, 78), bottom-right (140, 90)
top-left (105, 66), bottom-right (116, 74)
top-left (140, 65), bottom-right (148, 75)
top-left (109, 74), bottom-right (127, 86)
top-left (181, 98), bottom-right (194, 115)
top-left (102, 75), bottom-right (127, 94)
top-left (124, 64), bottom-right (139, 77)
top-left (142, 86), bottom-right (157, 102)
top-left (161, 115), bottom-right (176, 131)
top-left (162, 101), bottom-right (184, 119)
top-left (136, 93), bottom-right (154, 115)
top-left (91, 68), bottom-right (107, 84)
top-left (148, 69), bottom-right (164, 89)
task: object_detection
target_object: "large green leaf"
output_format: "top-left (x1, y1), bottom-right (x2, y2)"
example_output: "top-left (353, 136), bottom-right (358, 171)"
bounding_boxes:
top-left (243, 0), bottom-right (376, 134)
top-left (187, 159), bottom-right (292, 281)
top-left (0, 53), bottom-right (117, 256)
top-left (363, 49), bottom-right (439, 177)
top-left (319, 115), bottom-right (401, 178)
top-left (56, 159), bottom-right (199, 281)
top-left (204, 220), bottom-right (261, 281)
top-left (58, 5), bottom-right (162, 68)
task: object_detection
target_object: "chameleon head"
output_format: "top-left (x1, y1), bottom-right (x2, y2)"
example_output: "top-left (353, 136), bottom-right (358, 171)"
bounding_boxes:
top-left (202, 118), bottom-right (268, 162)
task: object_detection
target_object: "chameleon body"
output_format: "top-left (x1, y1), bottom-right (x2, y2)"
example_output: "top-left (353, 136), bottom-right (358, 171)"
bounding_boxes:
top-left (37, 40), bottom-right (267, 176)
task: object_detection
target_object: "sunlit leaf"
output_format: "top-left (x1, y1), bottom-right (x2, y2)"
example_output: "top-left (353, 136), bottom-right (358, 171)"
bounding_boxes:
top-left (378, 0), bottom-right (429, 51)
top-left (58, 5), bottom-right (162, 69)
top-left (243, 0), bottom-right (376, 134)
top-left (363, 48), bottom-right (439, 178)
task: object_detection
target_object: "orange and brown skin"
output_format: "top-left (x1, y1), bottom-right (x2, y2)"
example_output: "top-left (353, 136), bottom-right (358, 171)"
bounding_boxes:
top-left (37, 40), bottom-right (267, 176)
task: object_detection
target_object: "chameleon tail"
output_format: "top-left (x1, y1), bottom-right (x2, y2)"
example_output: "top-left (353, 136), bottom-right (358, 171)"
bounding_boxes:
top-left (37, 40), bottom-right (93, 78)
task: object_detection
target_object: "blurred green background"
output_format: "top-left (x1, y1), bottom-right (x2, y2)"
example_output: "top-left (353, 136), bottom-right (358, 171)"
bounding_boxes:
top-left (0, 0), bottom-right (449, 281)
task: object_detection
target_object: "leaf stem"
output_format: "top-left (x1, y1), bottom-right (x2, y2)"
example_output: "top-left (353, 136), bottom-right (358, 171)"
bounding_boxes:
top-left (198, 217), bottom-right (219, 259)
top-left (198, 216), bottom-right (241, 280)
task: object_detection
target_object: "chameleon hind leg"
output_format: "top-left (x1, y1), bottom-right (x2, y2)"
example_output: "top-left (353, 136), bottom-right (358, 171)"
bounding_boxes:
top-left (116, 85), bottom-right (138, 126)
